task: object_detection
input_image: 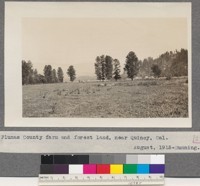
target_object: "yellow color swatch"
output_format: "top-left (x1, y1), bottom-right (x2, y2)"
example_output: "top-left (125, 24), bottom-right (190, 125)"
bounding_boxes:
top-left (110, 164), bottom-right (123, 174)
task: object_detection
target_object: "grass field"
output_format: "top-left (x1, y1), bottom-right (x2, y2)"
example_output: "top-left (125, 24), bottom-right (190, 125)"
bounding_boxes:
top-left (23, 77), bottom-right (188, 118)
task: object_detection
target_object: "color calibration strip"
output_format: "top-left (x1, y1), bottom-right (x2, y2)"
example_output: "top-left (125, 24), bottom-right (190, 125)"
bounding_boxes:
top-left (40, 154), bottom-right (165, 175)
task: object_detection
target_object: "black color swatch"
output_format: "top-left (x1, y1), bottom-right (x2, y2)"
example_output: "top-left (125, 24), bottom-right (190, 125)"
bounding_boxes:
top-left (41, 155), bottom-right (54, 164)
top-left (77, 155), bottom-right (89, 164)
top-left (54, 155), bottom-right (68, 164)
top-left (53, 155), bottom-right (90, 164)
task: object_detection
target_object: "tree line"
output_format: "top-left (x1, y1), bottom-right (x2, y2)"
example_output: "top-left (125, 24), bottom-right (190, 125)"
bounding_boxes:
top-left (94, 49), bottom-right (188, 81)
top-left (22, 61), bottom-right (76, 85)
top-left (22, 48), bottom-right (188, 85)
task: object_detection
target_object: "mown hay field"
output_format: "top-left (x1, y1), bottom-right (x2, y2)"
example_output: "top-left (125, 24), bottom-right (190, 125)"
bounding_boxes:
top-left (23, 77), bottom-right (188, 118)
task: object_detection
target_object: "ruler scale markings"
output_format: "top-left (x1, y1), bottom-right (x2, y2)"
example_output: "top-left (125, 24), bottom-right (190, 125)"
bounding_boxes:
top-left (38, 174), bottom-right (164, 186)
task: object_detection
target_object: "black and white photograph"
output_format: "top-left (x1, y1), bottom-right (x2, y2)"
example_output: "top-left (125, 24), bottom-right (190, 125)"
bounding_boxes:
top-left (5, 2), bottom-right (192, 127)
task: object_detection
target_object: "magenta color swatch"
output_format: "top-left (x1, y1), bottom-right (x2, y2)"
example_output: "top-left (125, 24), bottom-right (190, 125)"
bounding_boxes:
top-left (83, 164), bottom-right (97, 174)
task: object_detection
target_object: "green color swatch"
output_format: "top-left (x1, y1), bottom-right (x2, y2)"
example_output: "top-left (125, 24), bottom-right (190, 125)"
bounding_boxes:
top-left (123, 164), bottom-right (137, 174)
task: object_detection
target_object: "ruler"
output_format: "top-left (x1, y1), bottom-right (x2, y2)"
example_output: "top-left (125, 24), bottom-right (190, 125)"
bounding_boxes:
top-left (38, 174), bottom-right (164, 185)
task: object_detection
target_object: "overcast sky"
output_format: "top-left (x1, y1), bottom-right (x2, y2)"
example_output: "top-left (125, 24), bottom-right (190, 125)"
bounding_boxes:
top-left (22, 18), bottom-right (188, 77)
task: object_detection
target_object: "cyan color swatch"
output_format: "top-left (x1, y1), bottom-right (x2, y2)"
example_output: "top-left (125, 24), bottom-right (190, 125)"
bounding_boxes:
top-left (137, 164), bottom-right (150, 174)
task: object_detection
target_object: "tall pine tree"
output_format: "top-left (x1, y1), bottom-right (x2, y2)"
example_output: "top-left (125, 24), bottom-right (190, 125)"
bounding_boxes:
top-left (124, 51), bottom-right (140, 80)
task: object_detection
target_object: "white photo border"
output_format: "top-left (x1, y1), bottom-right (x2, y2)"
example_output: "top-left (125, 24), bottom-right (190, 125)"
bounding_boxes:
top-left (4, 2), bottom-right (192, 128)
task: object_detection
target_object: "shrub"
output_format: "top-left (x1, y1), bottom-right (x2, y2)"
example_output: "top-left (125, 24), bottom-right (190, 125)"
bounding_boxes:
top-left (138, 81), bottom-right (157, 86)
top-left (166, 76), bottom-right (172, 80)
top-left (151, 64), bottom-right (161, 77)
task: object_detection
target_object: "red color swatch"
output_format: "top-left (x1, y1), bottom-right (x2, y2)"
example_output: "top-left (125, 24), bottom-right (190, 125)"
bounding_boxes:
top-left (96, 164), bottom-right (110, 174)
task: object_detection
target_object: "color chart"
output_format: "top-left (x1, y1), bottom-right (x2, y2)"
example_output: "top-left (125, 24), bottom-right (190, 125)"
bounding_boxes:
top-left (39, 154), bottom-right (165, 185)
top-left (40, 154), bottom-right (165, 175)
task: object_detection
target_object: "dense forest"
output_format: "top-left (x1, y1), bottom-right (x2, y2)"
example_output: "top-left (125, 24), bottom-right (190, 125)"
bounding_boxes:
top-left (138, 49), bottom-right (188, 78)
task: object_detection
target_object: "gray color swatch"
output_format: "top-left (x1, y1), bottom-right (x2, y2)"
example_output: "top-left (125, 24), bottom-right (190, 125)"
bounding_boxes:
top-left (137, 155), bottom-right (151, 164)
top-left (126, 155), bottom-right (138, 164)
top-left (89, 155), bottom-right (103, 164)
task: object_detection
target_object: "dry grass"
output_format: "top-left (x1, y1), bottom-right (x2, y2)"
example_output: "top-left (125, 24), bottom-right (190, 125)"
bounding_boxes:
top-left (23, 77), bottom-right (188, 118)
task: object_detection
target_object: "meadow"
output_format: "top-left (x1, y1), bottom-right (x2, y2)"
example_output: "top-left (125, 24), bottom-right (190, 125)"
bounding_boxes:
top-left (23, 77), bottom-right (188, 118)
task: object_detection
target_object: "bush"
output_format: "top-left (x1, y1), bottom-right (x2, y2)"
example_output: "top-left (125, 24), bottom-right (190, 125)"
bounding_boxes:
top-left (166, 76), bottom-right (172, 80)
top-left (151, 64), bottom-right (161, 78)
top-left (138, 81), bottom-right (157, 86)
